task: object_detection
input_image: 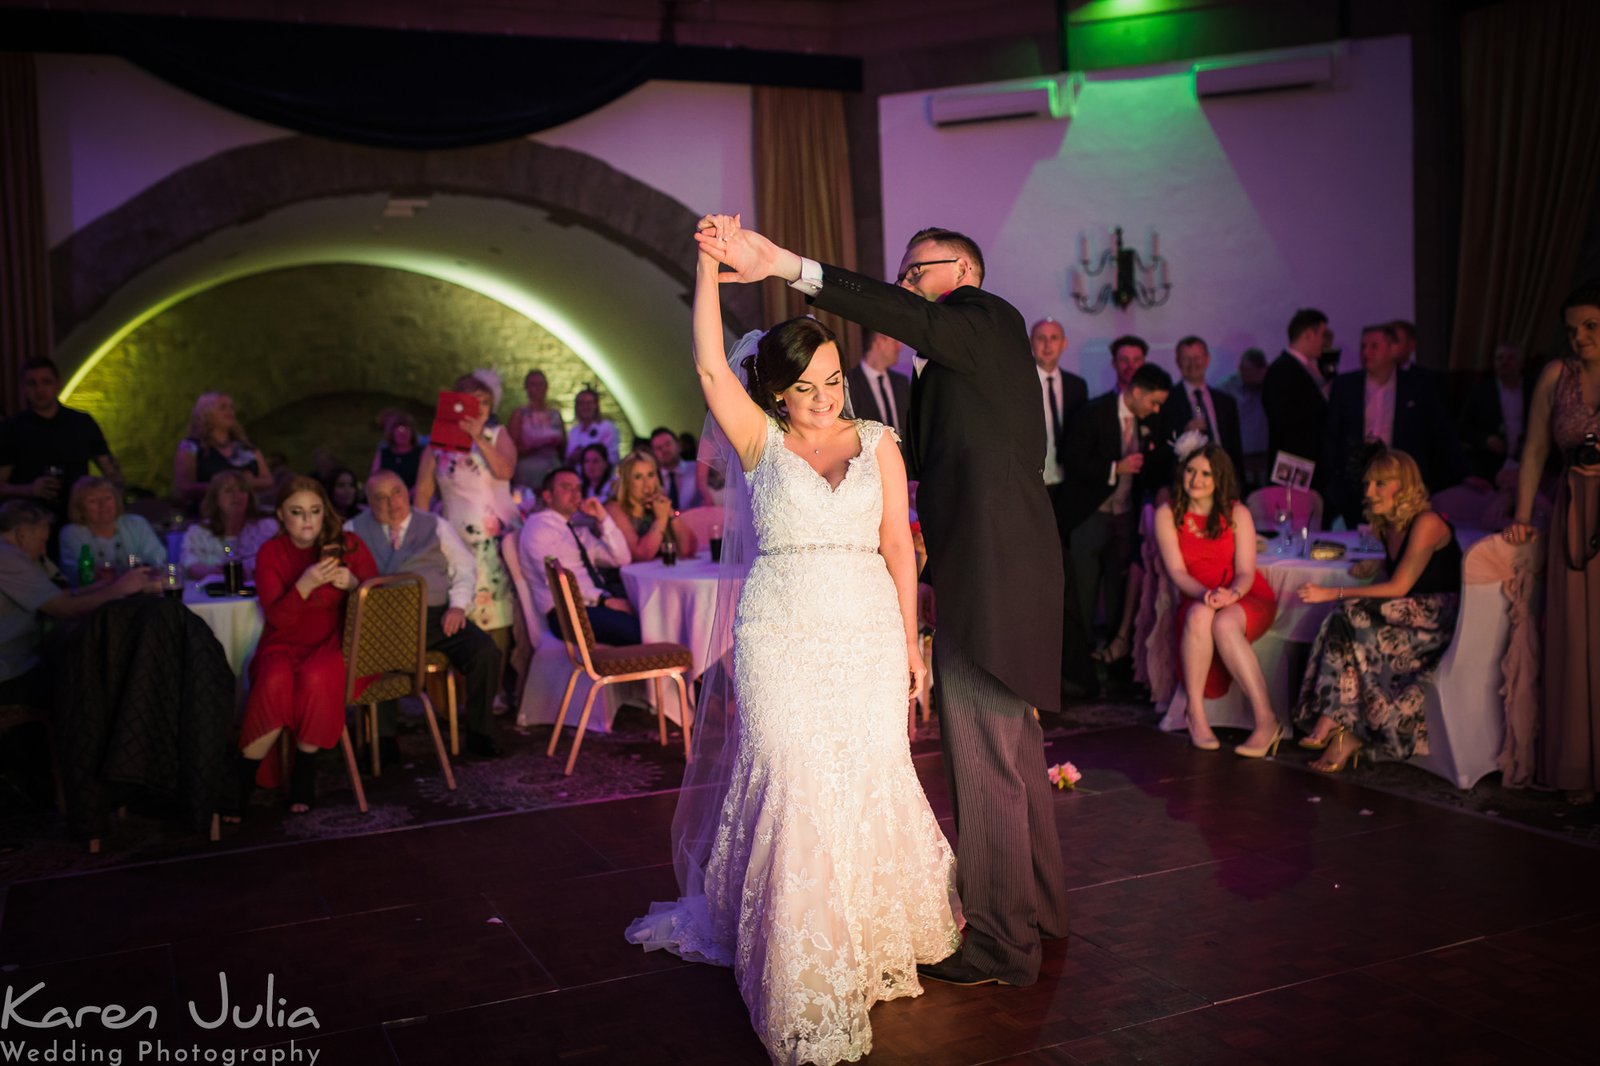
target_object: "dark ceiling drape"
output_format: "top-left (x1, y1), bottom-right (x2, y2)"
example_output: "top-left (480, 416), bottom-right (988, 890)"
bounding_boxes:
top-left (5, 11), bottom-right (861, 150)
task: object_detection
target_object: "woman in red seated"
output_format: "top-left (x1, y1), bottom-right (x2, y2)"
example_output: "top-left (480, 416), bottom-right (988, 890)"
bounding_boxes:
top-left (233, 476), bottom-right (377, 816)
top-left (1153, 443), bottom-right (1280, 756)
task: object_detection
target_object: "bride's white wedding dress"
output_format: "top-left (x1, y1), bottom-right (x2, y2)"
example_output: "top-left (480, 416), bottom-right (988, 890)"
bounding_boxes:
top-left (628, 417), bottom-right (961, 1066)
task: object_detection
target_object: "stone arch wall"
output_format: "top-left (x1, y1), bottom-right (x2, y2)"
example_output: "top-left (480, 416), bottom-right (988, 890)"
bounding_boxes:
top-left (73, 263), bottom-right (633, 495)
top-left (49, 134), bottom-right (761, 347)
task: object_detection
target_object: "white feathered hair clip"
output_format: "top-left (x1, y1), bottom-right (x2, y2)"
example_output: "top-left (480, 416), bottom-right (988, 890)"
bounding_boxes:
top-left (470, 368), bottom-right (503, 410)
top-left (1172, 428), bottom-right (1210, 463)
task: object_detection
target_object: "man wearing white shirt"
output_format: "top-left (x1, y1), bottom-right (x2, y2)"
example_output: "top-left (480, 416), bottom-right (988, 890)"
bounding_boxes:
top-left (846, 329), bottom-right (912, 462)
top-left (1154, 335), bottom-right (1245, 487)
top-left (519, 466), bottom-right (640, 646)
top-left (350, 470), bottom-right (504, 759)
top-left (650, 428), bottom-right (702, 512)
top-left (1263, 308), bottom-right (1334, 494)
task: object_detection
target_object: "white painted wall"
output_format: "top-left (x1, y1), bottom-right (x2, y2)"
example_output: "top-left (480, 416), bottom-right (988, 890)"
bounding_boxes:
top-left (33, 55), bottom-right (755, 246)
top-left (878, 36), bottom-right (1414, 393)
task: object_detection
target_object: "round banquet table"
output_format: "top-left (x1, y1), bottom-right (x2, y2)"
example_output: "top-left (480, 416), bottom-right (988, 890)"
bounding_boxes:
top-left (619, 556), bottom-right (721, 679)
top-left (182, 579), bottom-right (264, 676)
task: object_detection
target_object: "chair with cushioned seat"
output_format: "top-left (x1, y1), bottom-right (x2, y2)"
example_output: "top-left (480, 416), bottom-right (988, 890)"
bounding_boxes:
top-left (542, 557), bottom-right (693, 775)
top-left (340, 574), bottom-right (458, 812)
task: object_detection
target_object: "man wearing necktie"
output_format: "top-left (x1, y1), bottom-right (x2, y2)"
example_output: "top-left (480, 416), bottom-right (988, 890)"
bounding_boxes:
top-left (846, 329), bottom-right (913, 464)
top-left (1153, 335), bottom-right (1246, 490)
top-left (650, 427), bottom-right (701, 512)
top-left (518, 467), bottom-right (641, 646)
top-left (1030, 319), bottom-right (1095, 697)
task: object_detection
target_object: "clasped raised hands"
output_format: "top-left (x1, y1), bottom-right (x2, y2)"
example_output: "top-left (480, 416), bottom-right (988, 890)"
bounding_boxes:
top-left (694, 213), bottom-right (799, 284)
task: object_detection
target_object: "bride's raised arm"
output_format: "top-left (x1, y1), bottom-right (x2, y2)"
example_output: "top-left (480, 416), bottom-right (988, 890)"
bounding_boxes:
top-left (694, 214), bottom-right (769, 473)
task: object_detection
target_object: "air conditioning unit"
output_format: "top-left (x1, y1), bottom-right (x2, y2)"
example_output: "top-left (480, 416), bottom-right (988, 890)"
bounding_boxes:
top-left (927, 76), bottom-right (1080, 127)
top-left (1194, 48), bottom-right (1336, 99)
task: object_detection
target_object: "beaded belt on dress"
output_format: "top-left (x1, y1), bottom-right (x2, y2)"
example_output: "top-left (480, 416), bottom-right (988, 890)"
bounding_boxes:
top-left (758, 544), bottom-right (878, 557)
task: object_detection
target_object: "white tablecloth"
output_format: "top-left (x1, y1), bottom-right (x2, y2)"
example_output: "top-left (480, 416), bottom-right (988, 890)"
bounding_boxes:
top-left (619, 556), bottom-right (720, 678)
top-left (182, 581), bottom-right (264, 676)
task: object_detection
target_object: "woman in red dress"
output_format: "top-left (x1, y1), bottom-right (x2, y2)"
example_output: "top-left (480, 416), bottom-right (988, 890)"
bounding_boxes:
top-left (232, 475), bottom-right (377, 815)
top-left (1153, 444), bottom-right (1280, 756)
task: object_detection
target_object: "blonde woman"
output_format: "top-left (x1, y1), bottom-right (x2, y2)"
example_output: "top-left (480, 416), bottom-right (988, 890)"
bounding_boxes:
top-left (179, 469), bottom-right (279, 578)
top-left (59, 476), bottom-right (166, 574)
top-left (603, 450), bottom-right (696, 562)
top-left (1293, 449), bottom-right (1462, 772)
top-left (173, 392), bottom-right (272, 504)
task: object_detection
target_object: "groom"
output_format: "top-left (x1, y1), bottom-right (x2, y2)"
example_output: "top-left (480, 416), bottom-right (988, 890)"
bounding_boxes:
top-left (699, 223), bottom-right (1069, 987)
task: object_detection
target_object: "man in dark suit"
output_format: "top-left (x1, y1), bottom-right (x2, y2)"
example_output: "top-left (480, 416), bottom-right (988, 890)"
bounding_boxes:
top-left (1263, 308), bottom-right (1333, 496)
top-left (1460, 341), bottom-right (1537, 481)
top-left (846, 327), bottom-right (912, 462)
top-left (1031, 317), bottom-right (1095, 697)
top-left (700, 222), bottom-right (1068, 989)
top-left (1322, 323), bottom-right (1472, 528)
top-left (1060, 363), bottom-right (1173, 637)
top-left (1152, 335), bottom-right (1245, 488)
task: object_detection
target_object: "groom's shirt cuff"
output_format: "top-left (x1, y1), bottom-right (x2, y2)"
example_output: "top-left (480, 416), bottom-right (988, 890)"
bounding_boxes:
top-left (788, 257), bottom-right (823, 297)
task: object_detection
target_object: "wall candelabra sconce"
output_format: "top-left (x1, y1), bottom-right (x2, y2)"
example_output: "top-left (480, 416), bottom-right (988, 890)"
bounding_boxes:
top-left (1072, 226), bottom-right (1171, 313)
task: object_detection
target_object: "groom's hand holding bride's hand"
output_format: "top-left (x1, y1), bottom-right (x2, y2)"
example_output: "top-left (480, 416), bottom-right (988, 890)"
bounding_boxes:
top-left (694, 213), bottom-right (803, 284)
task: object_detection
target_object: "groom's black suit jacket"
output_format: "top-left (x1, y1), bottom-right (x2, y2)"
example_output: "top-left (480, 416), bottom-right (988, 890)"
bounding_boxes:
top-left (809, 267), bottom-right (1064, 712)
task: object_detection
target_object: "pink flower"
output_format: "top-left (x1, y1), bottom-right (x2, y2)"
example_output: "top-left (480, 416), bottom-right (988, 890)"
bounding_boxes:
top-left (1047, 762), bottom-right (1082, 790)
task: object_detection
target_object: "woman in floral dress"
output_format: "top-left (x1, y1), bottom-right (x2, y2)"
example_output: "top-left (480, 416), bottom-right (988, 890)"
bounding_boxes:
top-left (1293, 449), bottom-right (1462, 771)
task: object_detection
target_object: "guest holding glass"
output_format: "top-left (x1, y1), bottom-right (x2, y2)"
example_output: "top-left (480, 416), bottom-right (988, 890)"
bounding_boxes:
top-left (1153, 443), bottom-right (1279, 755)
top-left (415, 372), bottom-right (519, 648)
top-left (564, 387), bottom-right (620, 464)
top-left (604, 450), bottom-right (697, 562)
top-left (371, 410), bottom-right (423, 490)
top-left (58, 476), bottom-right (166, 575)
top-left (179, 469), bottom-right (279, 580)
top-left (1295, 449), bottom-right (1461, 772)
top-left (1504, 283), bottom-right (1600, 803)
top-left (173, 392), bottom-right (272, 506)
top-left (508, 369), bottom-right (567, 492)
top-left (232, 476), bottom-right (377, 816)
top-left (577, 442), bottom-right (615, 501)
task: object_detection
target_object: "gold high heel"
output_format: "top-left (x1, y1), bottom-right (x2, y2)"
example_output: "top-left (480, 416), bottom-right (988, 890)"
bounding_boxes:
top-left (1236, 725), bottom-right (1283, 759)
top-left (1297, 731), bottom-right (1333, 751)
top-left (1309, 728), bottom-right (1363, 773)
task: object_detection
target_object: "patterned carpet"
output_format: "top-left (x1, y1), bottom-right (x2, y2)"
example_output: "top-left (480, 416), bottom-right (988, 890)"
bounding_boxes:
top-left (2, 695), bottom-right (1593, 886)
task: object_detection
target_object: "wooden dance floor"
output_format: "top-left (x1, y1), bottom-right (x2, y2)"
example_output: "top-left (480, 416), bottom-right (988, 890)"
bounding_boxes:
top-left (2, 724), bottom-right (1597, 1064)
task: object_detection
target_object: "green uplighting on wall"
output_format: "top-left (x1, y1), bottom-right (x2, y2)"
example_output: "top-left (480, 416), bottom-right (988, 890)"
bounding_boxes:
top-left (1061, 0), bottom-right (1341, 73)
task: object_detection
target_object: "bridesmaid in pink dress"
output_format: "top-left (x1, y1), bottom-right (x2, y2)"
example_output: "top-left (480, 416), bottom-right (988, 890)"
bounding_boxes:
top-left (1506, 284), bottom-right (1600, 803)
top-left (1153, 444), bottom-right (1280, 756)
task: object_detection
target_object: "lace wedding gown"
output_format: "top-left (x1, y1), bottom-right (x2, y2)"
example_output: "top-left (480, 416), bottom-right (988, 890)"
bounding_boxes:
top-left (628, 418), bottom-right (961, 1066)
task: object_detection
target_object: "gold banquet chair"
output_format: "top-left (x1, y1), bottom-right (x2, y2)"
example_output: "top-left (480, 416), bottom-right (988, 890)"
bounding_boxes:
top-left (339, 574), bottom-right (458, 812)
top-left (542, 558), bottom-right (693, 776)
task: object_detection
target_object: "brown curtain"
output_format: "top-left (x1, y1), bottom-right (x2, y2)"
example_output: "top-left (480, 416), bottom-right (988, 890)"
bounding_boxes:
top-left (0, 53), bottom-right (52, 416)
top-left (752, 86), bottom-right (862, 367)
top-left (1449, 0), bottom-right (1600, 373)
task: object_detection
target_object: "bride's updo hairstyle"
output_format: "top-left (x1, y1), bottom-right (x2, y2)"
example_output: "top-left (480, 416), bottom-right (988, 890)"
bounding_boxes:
top-left (740, 316), bottom-right (838, 429)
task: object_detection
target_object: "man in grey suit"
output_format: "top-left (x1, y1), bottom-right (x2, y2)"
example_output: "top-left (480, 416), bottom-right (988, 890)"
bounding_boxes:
top-left (700, 221), bottom-right (1068, 989)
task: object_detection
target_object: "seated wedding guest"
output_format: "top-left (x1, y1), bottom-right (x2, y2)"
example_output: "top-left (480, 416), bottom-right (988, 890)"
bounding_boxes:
top-left (1505, 283), bottom-right (1600, 803)
top-left (650, 427), bottom-right (702, 511)
top-left (519, 467), bottom-right (640, 645)
top-left (605, 450), bottom-right (697, 562)
top-left (232, 476), bottom-right (377, 817)
top-left (564, 387), bottom-right (620, 464)
top-left (322, 467), bottom-right (363, 519)
top-left (0, 500), bottom-right (159, 708)
top-left (370, 410), bottom-right (423, 489)
top-left (1294, 449), bottom-right (1461, 772)
top-left (577, 442), bottom-right (615, 501)
top-left (173, 392), bottom-right (272, 506)
top-left (415, 372), bottom-right (520, 658)
top-left (1322, 324), bottom-right (1470, 529)
top-left (1153, 443), bottom-right (1279, 755)
top-left (0, 358), bottom-right (122, 532)
top-left (59, 476), bottom-right (166, 574)
top-left (179, 469), bottom-right (279, 579)
top-left (1218, 348), bottom-right (1270, 488)
top-left (1461, 341), bottom-right (1538, 482)
top-left (508, 369), bottom-right (567, 492)
top-left (350, 471), bottom-right (503, 759)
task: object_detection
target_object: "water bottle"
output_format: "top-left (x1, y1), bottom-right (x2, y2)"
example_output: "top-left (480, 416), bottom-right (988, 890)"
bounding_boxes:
top-left (660, 521), bottom-right (678, 567)
top-left (164, 563), bottom-right (184, 601)
top-left (76, 544), bottom-right (95, 588)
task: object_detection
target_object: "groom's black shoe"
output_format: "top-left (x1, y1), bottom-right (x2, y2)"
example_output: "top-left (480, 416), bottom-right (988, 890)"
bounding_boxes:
top-left (916, 955), bottom-right (1011, 987)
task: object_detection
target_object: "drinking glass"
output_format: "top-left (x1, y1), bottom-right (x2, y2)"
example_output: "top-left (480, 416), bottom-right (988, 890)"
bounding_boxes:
top-left (1272, 504), bottom-right (1292, 555)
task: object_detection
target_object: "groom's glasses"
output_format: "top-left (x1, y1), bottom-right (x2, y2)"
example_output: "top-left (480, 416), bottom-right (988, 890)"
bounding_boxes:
top-left (896, 258), bottom-right (958, 285)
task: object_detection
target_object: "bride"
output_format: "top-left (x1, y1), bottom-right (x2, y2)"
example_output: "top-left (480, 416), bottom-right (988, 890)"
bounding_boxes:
top-left (626, 214), bottom-right (961, 1064)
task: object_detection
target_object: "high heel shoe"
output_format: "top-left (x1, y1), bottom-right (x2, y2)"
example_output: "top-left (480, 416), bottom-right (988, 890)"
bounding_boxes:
top-left (1188, 728), bottom-right (1221, 751)
top-left (1309, 728), bottom-right (1363, 773)
top-left (1235, 725), bottom-right (1283, 759)
top-left (1297, 732), bottom-right (1333, 751)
